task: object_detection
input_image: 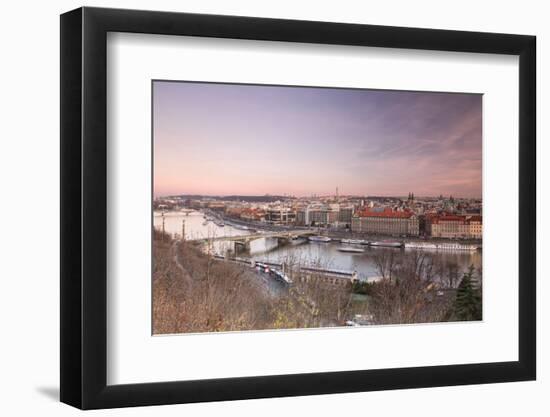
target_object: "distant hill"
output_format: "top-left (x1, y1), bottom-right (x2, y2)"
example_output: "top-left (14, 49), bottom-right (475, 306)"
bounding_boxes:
top-left (170, 194), bottom-right (294, 203)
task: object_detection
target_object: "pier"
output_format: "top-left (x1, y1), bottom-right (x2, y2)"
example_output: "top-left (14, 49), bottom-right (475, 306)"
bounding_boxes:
top-left (212, 254), bottom-right (358, 287)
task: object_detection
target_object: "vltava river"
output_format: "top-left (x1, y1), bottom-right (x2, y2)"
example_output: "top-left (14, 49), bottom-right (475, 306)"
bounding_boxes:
top-left (154, 211), bottom-right (482, 281)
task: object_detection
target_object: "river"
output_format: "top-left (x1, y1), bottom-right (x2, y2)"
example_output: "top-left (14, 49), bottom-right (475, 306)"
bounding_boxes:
top-left (154, 210), bottom-right (482, 282)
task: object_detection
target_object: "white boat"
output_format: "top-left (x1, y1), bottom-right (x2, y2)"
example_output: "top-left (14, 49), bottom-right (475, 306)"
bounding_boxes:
top-left (370, 240), bottom-right (403, 248)
top-left (255, 262), bottom-right (292, 285)
top-left (437, 243), bottom-right (478, 251)
top-left (337, 246), bottom-right (365, 253)
top-left (405, 242), bottom-right (478, 251)
top-left (404, 242), bottom-right (438, 250)
top-left (232, 224), bottom-right (255, 232)
top-left (272, 269), bottom-right (293, 285)
top-left (308, 236), bottom-right (332, 243)
top-left (341, 239), bottom-right (367, 245)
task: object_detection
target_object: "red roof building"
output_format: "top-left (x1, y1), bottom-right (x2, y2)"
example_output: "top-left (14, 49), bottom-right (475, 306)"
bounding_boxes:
top-left (351, 207), bottom-right (419, 236)
top-left (355, 207), bottom-right (416, 219)
top-left (426, 214), bottom-right (482, 239)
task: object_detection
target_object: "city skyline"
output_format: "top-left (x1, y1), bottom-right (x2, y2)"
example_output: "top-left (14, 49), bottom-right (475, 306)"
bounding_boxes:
top-left (156, 191), bottom-right (480, 199)
top-left (154, 81), bottom-right (482, 198)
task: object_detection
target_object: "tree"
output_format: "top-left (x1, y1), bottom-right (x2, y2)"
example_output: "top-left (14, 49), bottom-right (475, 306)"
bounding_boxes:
top-left (366, 251), bottom-right (453, 325)
top-left (370, 249), bottom-right (398, 282)
top-left (452, 266), bottom-right (482, 321)
top-left (351, 280), bottom-right (375, 295)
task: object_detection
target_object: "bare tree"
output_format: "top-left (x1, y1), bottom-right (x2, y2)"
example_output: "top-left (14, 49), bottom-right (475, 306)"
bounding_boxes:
top-left (367, 250), bottom-right (453, 325)
top-left (369, 249), bottom-right (398, 282)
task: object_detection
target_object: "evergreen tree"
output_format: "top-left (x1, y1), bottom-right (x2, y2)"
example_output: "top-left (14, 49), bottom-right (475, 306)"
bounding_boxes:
top-left (452, 266), bottom-right (482, 321)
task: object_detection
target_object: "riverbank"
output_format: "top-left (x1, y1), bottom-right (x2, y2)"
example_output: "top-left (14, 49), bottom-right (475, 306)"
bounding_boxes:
top-left (153, 230), bottom-right (366, 333)
top-left (153, 226), bottom-right (479, 333)
top-left (154, 210), bottom-right (482, 282)
top-left (200, 209), bottom-right (483, 246)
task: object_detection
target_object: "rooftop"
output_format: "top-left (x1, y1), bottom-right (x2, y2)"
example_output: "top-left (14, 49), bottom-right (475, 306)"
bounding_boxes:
top-left (429, 214), bottom-right (483, 224)
top-left (355, 207), bottom-right (415, 219)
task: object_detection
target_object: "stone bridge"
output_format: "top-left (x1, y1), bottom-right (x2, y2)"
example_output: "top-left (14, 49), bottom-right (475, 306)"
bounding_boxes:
top-left (192, 229), bottom-right (317, 253)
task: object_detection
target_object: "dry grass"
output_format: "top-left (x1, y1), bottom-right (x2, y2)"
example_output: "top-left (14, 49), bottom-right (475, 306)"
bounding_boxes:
top-left (153, 231), bottom-right (474, 333)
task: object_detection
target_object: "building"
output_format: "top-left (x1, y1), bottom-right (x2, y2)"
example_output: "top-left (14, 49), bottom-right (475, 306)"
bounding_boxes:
top-left (207, 201), bottom-right (226, 212)
top-left (351, 207), bottom-right (419, 236)
top-left (326, 208), bottom-right (339, 225)
top-left (296, 208), bottom-right (307, 226)
top-left (427, 214), bottom-right (482, 239)
top-left (225, 207), bottom-right (243, 218)
top-left (338, 206), bottom-right (354, 224)
top-left (468, 215), bottom-right (482, 239)
top-left (301, 206), bottom-right (340, 227)
top-left (240, 208), bottom-right (265, 222)
top-left (309, 208), bottom-right (328, 225)
top-left (266, 207), bottom-right (296, 225)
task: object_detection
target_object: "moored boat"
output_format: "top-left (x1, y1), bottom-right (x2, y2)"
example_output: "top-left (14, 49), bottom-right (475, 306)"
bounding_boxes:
top-left (337, 246), bottom-right (365, 253)
top-left (341, 238), bottom-right (368, 245)
top-left (404, 242), bottom-right (478, 251)
top-left (436, 243), bottom-right (478, 251)
top-left (254, 262), bottom-right (292, 285)
top-left (370, 240), bottom-right (403, 248)
top-left (308, 236), bottom-right (332, 243)
top-left (404, 242), bottom-right (438, 250)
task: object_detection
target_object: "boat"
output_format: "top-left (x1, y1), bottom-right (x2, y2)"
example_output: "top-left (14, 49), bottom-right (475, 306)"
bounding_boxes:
top-left (254, 262), bottom-right (292, 285)
top-left (337, 246), bottom-right (365, 253)
top-left (231, 224), bottom-right (255, 232)
top-left (308, 236), bottom-right (332, 243)
top-left (404, 242), bottom-right (438, 250)
top-left (202, 221), bottom-right (208, 226)
top-left (404, 242), bottom-right (478, 251)
top-left (370, 240), bottom-right (403, 248)
top-left (341, 239), bottom-right (368, 245)
top-left (436, 243), bottom-right (478, 251)
top-left (300, 265), bottom-right (354, 277)
top-left (255, 262), bottom-right (271, 273)
top-left (272, 269), bottom-right (293, 285)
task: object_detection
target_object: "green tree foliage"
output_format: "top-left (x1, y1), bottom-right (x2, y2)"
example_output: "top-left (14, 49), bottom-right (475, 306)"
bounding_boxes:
top-left (351, 280), bottom-right (375, 295)
top-left (452, 266), bottom-right (482, 321)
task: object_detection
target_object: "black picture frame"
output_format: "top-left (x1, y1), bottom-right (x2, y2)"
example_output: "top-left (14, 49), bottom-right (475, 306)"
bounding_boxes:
top-left (60, 6), bottom-right (536, 410)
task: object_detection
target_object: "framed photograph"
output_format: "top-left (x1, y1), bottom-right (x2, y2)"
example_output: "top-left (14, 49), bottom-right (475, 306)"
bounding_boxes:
top-left (60, 7), bottom-right (536, 409)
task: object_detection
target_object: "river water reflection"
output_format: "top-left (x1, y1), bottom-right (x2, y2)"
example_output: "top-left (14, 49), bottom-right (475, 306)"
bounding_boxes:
top-left (154, 211), bottom-right (482, 281)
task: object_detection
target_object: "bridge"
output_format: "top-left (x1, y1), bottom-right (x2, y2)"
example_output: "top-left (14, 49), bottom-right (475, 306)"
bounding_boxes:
top-left (191, 230), bottom-right (317, 246)
top-left (191, 229), bottom-right (319, 253)
top-left (192, 229), bottom-right (317, 244)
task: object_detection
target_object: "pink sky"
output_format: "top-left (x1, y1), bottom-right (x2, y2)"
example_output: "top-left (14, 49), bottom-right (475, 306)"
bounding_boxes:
top-left (154, 81), bottom-right (482, 198)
